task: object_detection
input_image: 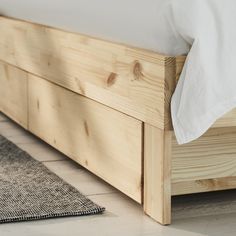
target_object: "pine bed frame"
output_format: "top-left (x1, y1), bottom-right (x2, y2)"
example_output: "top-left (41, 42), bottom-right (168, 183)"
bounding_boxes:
top-left (1, 17), bottom-right (236, 225)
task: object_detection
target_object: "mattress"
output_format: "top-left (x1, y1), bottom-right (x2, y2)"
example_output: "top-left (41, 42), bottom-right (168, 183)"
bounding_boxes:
top-left (0, 0), bottom-right (190, 55)
top-left (1, 0), bottom-right (236, 144)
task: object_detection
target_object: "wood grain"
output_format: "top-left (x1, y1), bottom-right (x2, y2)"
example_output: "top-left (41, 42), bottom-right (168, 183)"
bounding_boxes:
top-left (213, 108), bottom-right (236, 128)
top-left (164, 57), bottom-right (184, 129)
top-left (144, 125), bottom-right (172, 225)
top-left (172, 127), bottom-right (236, 195)
top-left (28, 74), bottom-right (143, 202)
top-left (0, 16), bottom-right (180, 130)
top-left (0, 61), bottom-right (28, 128)
top-left (172, 176), bottom-right (236, 196)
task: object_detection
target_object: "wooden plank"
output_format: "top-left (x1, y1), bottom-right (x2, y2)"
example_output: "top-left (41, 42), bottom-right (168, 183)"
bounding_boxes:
top-left (172, 176), bottom-right (236, 196)
top-left (0, 61), bottom-right (28, 128)
top-left (144, 124), bottom-right (172, 225)
top-left (164, 57), bottom-right (184, 129)
top-left (28, 74), bottom-right (143, 202)
top-left (175, 56), bottom-right (186, 82)
top-left (213, 108), bottom-right (236, 128)
top-left (172, 127), bottom-right (236, 195)
top-left (0, 16), bottom-right (180, 130)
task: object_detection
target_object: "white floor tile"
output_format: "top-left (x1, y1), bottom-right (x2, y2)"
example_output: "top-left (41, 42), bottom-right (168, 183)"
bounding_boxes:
top-left (6, 134), bottom-right (38, 144)
top-left (0, 121), bottom-right (28, 138)
top-left (0, 112), bottom-right (7, 121)
top-left (17, 142), bottom-right (66, 162)
top-left (0, 120), bottom-right (37, 144)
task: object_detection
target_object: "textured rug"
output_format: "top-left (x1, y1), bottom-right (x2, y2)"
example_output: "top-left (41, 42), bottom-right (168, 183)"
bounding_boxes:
top-left (0, 135), bottom-right (105, 223)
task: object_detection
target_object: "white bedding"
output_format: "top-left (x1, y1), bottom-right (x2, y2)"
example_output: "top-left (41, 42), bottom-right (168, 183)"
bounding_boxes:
top-left (0, 0), bottom-right (189, 55)
top-left (0, 0), bottom-right (235, 144)
top-left (165, 0), bottom-right (236, 144)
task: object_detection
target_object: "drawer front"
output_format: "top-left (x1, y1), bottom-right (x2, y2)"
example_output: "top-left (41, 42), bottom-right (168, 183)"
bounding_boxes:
top-left (0, 62), bottom-right (28, 128)
top-left (172, 127), bottom-right (236, 195)
top-left (28, 75), bottom-right (143, 202)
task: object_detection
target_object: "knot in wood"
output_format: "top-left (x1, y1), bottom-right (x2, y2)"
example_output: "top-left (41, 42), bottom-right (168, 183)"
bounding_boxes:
top-left (133, 61), bottom-right (143, 80)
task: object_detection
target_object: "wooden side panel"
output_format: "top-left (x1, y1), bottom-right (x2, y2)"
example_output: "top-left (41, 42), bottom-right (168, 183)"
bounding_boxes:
top-left (0, 16), bottom-right (174, 129)
top-left (172, 177), bottom-right (236, 196)
top-left (28, 74), bottom-right (143, 202)
top-left (0, 61), bottom-right (28, 128)
top-left (144, 124), bottom-right (172, 225)
top-left (213, 108), bottom-right (236, 128)
top-left (175, 56), bottom-right (186, 82)
top-left (172, 127), bottom-right (236, 195)
top-left (164, 56), bottom-right (186, 129)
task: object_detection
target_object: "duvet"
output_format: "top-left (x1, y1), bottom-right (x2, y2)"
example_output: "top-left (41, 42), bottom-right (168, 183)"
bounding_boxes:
top-left (160, 0), bottom-right (236, 144)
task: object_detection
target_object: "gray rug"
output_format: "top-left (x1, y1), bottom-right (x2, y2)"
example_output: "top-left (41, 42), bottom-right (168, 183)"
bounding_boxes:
top-left (0, 135), bottom-right (105, 223)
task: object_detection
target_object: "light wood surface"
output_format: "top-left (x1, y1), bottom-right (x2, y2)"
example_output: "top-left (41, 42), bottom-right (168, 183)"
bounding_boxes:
top-left (144, 124), bottom-right (172, 225)
top-left (175, 56), bottom-right (186, 82)
top-left (0, 61), bottom-right (28, 128)
top-left (0, 16), bottom-right (179, 130)
top-left (164, 57), bottom-right (184, 129)
top-left (172, 176), bottom-right (236, 196)
top-left (172, 127), bottom-right (236, 195)
top-left (213, 108), bottom-right (236, 128)
top-left (28, 75), bottom-right (142, 202)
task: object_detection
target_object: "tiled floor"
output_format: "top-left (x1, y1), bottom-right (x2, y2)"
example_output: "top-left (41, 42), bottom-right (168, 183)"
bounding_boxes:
top-left (0, 112), bottom-right (236, 236)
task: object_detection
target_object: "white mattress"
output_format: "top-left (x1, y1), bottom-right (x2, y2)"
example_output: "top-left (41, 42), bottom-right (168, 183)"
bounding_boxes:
top-left (1, 0), bottom-right (236, 144)
top-left (0, 0), bottom-right (190, 55)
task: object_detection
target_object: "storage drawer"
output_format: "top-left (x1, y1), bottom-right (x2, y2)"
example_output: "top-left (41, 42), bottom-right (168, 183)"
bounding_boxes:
top-left (28, 75), bottom-right (143, 202)
top-left (0, 62), bottom-right (28, 128)
top-left (172, 127), bottom-right (236, 195)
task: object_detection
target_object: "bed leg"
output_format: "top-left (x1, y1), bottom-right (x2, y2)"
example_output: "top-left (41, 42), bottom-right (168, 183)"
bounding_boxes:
top-left (143, 124), bottom-right (172, 225)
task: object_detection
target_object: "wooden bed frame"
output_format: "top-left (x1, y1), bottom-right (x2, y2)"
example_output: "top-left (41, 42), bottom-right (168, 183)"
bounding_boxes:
top-left (1, 16), bottom-right (236, 225)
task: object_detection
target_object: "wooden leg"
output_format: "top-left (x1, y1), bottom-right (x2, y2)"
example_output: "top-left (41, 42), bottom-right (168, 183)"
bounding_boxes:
top-left (143, 124), bottom-right (172, 225)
